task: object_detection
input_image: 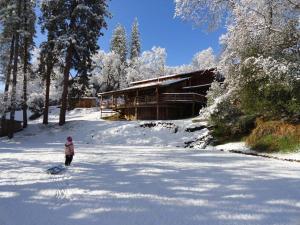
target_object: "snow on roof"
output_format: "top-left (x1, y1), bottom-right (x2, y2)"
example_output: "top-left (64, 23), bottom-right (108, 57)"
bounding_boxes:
top-left (99, 78), bottom-right (189, 96)
top-left (182, 82), bottom-right (224, 89)
top-left (130, 69), bottom-right (214, 86)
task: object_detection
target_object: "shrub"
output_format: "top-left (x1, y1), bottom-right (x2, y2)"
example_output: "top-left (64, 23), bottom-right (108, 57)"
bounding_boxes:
top-left (240, 81), bottom-right (300, 120)
top-left (246, 120), bottom-right (300, 153)
top-left (239, 57), bottom-right (300, 121)
top-left (209, 95), bottom-right (256, 144)
top-left (28, 93), bottom-right (44, 115)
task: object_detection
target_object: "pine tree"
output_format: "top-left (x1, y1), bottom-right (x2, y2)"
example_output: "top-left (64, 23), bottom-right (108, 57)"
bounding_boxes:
top-left (69, 56), bottom-right (92, 100)
top-left (109, 24), bottom-right (128, 89)
top-left (40, 0), bottom-right (110, 125)
top-left (39, 3), bottom-right (59, 125)
top-left (20, 0), bottom-right (36, 128)
top-left (129, 18), bottom-right (141, 60)
top-left (110, 24), bottom-right (127, 64)
top-left (0, 0), bottom-right (17, 122)
top-left (1, 0), bottom-right (36, 137)
top-left (8, 0), bottom-right (22, 138)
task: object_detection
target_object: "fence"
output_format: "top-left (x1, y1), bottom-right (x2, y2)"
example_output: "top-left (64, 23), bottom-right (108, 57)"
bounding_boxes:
top-left (0, 119), bottom-right (23, 137)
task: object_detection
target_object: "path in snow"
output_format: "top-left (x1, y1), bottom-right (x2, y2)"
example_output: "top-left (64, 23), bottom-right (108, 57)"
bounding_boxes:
top-left (0, 108), bottom-right (300, 225)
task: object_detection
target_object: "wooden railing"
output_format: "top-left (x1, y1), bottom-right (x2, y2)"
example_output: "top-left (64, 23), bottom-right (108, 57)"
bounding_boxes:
top-left (101, 93), bottom-right (206, 109)
top-left (161, 93), bottom-right (206, 103)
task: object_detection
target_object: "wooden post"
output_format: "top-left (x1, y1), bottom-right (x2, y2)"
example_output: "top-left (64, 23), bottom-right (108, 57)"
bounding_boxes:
top-left (135, 90), bottom-right (138, 120)
top-left (192, 102), bottom-right (195, 116)
top-left (156, 87), bottom-right (159, 120)
top-left (100, 95), bottom-right (103, 119)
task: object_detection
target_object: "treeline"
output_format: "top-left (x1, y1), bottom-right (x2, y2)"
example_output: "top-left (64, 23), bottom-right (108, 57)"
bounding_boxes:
top-left (0, 0), bottom-right (110, 138)
top-left (0, 0), bottom-right (220, 140)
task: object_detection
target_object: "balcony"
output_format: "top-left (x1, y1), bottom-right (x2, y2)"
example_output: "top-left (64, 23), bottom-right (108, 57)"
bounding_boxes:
top-left (100, 93), bottom-right (206, 109)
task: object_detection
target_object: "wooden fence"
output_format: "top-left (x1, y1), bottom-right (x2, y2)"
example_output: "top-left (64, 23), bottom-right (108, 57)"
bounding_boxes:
top-left (0, 119), bottom-right (23, 137)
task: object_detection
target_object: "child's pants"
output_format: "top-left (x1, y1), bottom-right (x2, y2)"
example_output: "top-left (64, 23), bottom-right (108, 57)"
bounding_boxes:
top-left (65, 155), bottom-right (73, 166)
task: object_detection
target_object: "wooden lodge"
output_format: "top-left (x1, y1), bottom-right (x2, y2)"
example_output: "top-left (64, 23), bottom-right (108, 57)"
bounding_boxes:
top-left (98, 69), bottom-right (221, 120)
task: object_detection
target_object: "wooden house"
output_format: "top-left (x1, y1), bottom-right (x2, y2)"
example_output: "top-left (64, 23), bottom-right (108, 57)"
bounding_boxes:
top-left (98, 69), bottom-right (221, 120)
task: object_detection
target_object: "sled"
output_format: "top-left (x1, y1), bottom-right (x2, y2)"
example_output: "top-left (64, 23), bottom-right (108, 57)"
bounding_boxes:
top-left (46, 165), bottom-right (66, 175)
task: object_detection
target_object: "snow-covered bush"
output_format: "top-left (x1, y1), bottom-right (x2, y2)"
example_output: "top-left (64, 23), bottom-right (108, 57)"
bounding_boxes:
top-left (28, 93), bottom-right (44, 114)
top-left (206, 80), bottom-right (225, 106)
top-left (238, 56), bottom-right (300, 120)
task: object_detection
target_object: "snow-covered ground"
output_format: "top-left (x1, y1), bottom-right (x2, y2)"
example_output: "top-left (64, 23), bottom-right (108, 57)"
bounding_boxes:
top-left (1, 108), bottom-right (300, 225)
top-left (212, 142), bottom-right (300, 161)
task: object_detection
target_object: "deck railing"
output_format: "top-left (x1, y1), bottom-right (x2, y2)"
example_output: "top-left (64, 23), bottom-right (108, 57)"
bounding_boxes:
top-left (101, 93), bottom-right (206, 109)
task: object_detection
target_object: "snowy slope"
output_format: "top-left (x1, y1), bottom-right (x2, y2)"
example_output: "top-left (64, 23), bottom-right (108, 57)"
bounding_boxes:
top-left (1, 108), bottom-right (300, 225)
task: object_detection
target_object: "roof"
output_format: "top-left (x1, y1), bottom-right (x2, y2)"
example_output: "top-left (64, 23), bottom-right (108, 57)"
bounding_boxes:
top-left (98, 77), bottom-right (189, 96)
top-left (130, 69), bottom-right (215, 86)
top-left (182, 82), bottom-right (224, 90)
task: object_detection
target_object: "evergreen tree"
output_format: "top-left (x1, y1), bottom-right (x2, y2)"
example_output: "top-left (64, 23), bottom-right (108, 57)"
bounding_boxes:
top-left (8, 0), bottom-right (22, 138)
top-left (40, 0), bottom-right (110, 125)
top-left (110, 24), bottom-right (127, 64)
top-left (69, 56), bottom-right (92, 100)
top-left (39, 1), bottom-right (60, 125)
top-left (129, 18), bottom-right (141, 60)
top-left (0, 0), bottom-right (17, 122)
top-left (109, 24), bottom-right (128, 89)
top-left (20, 0), bottom-right (36, 128)
top-left (1, 0), bottom-right (36, 137)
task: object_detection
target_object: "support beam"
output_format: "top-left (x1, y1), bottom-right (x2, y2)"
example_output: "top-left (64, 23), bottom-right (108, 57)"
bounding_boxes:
top-left (100, 95), bottom-right (103, 119)
top-left (156, 87), bottom-right (160, 120)
top-left (135, 90), bottom-right (138, 120)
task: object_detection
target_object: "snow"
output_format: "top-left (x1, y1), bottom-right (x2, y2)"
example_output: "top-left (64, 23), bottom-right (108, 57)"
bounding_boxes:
top-left (212, 142), bottom-right (300, 161)
top-left (1, 107), bottom-right (300, 225)
top-left (5, 110), bottom-right (33, 121)
top-left (100, 77), bottom-right (190, 95)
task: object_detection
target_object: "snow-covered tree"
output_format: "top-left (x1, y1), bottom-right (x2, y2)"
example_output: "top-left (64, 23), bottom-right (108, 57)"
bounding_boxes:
top-left (165, 64), bottom-right (193, 75)
top-left (192, 47), bottom-right (217, 70)
top-left (139, 46), bottom-right (167, 79)
top-left (90, 51), bottom-right (123, 92)
top-left (3, 0), bottom-right (22, 138)
top-left (129, 18), bottom-right (141, 60)
top-left (0, 0), bottom-right (36, 137)
top-left (125, 57), bottom-right (144, 85)
top-left (174, 0), bottom-right (233, 31)
top-left (110, 24), bottom-right (128, 64)
top-left (175, 0), bottom-right (300, 121)
top-left (20, 0), bottom-right (36, 128)
top-left (39, 1), bottom-right (60, 124)
top-left (40, 0), bottom-right (110, 125)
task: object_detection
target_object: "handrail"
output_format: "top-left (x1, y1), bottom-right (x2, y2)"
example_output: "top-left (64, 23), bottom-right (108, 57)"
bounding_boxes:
top-left (101, 92), bottom-right (206, 109)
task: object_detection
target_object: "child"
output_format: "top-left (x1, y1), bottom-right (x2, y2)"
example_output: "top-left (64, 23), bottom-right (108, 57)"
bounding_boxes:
top-left (65, 136), bottom-right (75, 166)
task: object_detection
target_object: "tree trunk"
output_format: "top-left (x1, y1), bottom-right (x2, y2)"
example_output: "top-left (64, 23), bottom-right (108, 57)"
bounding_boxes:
top-left (43, 59), bottom-right (53, 125)
top-left (22, 0), bottom-right (28, 128)
top-left (59, 44), bottom-right (73, 126)
top-left (1, 35), bottom-right (15, 121)
top-left (8, 0), bottom-right (22, 139)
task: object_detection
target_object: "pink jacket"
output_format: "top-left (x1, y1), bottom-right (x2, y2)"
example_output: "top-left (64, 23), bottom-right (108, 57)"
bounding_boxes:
top-left (65, 141), bottom-right (75, 156)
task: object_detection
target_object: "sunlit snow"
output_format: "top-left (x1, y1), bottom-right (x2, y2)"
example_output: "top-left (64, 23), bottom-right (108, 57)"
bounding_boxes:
top-left (1, 108), bottom-right (300, 225)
